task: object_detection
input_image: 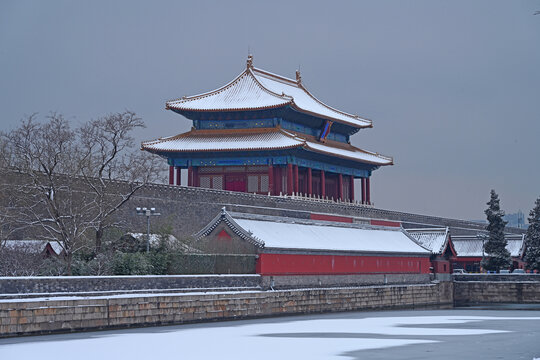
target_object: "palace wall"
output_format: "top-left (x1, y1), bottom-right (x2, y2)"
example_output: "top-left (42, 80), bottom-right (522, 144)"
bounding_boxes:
top-left (1, 170), bottom-right (525, 241)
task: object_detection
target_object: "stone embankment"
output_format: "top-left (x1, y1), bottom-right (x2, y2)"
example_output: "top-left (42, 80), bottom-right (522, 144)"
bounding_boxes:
top-left (0, 282), bottom-right (452, 337)
top-left (453, 274), bottom-right (540, 306)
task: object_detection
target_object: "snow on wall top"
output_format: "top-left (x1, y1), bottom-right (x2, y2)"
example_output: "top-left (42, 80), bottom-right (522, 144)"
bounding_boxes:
top-left (165, 57), bottom-right (372, 129)
top-left (231, 217), bottom-right (430, 254)
top-left (452, 235), bottom-right (525, 257)
top-left (405, 228), bottom-right (449, 254)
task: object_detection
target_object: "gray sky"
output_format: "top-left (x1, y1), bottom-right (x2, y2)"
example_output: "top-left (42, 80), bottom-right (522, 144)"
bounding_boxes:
top-left (1, 0), bottom-right (539, 220)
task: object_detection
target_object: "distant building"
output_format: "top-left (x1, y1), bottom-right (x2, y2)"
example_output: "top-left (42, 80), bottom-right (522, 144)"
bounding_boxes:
top-left (405, 228), bottom-right (456, 274)
top-left (1, 240), bottom-right (64, 257)
top-left (451, 234), bottom-right (526, 272)
top-left (142, 55), bottom-right (392, 204)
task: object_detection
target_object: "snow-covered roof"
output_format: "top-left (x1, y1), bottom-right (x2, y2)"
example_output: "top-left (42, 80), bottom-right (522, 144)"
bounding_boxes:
top-left (141, 128), bottom-right (303, 153)
top-left (195, 209), bottom-right (430, 255)
top-left (452, 234), bottom-right (525, 258)
top-left (128, 233), bottom-right (177, 245)
top-left (142, 128), bottom-right (393, 166)
top-left (128, 233), bottom-right (201, 253)
top-left (166, 56), bottom-right (372, 129)
top-left (1, 240), bottom-right (64, 255)
top-left (404, 228), bottom-right (450, 254)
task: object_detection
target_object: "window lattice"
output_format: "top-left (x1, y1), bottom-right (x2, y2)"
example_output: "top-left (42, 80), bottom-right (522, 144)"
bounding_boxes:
top-left (212, 176), bottom-right (223, 190)
top-left (260, 175), bottom-right (269, 192)
top-left (248, 176), bottom-right (259, 193)
top-left (199, 176), bottom-right (211, 189)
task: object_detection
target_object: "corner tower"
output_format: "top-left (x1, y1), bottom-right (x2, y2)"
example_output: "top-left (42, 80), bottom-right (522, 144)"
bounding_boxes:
top-left (142, 56), bottom-right (392, 204)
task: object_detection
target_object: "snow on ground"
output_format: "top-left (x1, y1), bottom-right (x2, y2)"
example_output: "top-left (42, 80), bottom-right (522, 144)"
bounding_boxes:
top-left (1, 315), bottom-right (539, 360)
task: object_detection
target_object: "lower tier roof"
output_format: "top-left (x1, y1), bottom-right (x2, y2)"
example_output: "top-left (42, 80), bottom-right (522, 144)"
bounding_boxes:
top-left (142, 128), bottom-right (393, 166)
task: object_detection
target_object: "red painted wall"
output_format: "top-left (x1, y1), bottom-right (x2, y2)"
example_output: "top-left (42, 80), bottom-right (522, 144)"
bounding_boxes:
top-left (310, 213), bottom-right (353, 223)
top-left (370, 219), bottom-right (401, 227)
top-left (256, 253), bottom-right (431, 275)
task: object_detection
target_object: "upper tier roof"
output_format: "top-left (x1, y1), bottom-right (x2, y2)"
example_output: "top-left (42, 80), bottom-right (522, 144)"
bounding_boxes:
top-left (141, 128), bottom-right (393, 166)
top-left (166, 56), bottom-right (372, 129)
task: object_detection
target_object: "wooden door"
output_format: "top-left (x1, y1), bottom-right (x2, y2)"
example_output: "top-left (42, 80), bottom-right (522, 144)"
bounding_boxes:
top-left (225, 175), bottom-right (246, 192)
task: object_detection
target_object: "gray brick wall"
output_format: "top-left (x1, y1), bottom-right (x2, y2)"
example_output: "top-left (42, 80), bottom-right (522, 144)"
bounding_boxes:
top-left (0, 282), bottom-right (453, 337)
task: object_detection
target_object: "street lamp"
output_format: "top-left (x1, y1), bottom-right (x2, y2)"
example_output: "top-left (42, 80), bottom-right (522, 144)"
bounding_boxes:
top-left (135, 207), bottom-right (161, 252)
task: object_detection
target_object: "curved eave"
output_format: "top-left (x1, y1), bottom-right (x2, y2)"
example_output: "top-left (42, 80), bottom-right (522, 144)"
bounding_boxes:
top-left (166, 102), bottom-right (291, 113)
top-left (302, 144), bottom-right (393, 166)
top-left (142, 142), bottom-right (304, 154)
top-left (287, 103), bottom-right (372, 129)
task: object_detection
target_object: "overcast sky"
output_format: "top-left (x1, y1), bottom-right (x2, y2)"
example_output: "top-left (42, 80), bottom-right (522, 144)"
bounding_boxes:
top-left (1, 0), bottom-right (539, 220)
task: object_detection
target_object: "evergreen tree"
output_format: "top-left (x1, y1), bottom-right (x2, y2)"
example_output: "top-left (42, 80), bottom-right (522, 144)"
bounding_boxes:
top-left (524, 197), bottom-right (540, 271)
top-left (481, 190), bottom-right (511, 271)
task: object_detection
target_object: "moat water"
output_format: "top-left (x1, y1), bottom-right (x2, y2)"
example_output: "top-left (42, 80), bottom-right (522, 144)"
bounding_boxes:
top-left (1, 308), bottom-right (539, 360)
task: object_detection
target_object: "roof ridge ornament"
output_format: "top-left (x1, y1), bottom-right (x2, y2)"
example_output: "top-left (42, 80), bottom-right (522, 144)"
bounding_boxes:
top-left (296, 69), bottom-right (302, 85)
top-left (247, 54), bottom-right (253, 69)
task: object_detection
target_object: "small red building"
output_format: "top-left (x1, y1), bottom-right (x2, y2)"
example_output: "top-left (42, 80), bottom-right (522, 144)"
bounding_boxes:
top-left (194, 208), bottom-right (432, 276)
top-left (404, 228), bottom-right (456, 274)
top-left (451, 234), bottom-right (526, 272)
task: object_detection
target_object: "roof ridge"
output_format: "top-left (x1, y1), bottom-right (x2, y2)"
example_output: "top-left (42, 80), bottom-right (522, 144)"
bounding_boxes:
top-left (253, 67), bottom-right (372, 128)
top-left (166, 70), bottom-right (248, 106)
top-left (296, 82), bottom-right (372, 125)
top-left (247, 67), bottom-right (294, 101)
top-left (251, 67), bottom-right (298, 86)
top-left (166, 68), bottom-right (292, 108)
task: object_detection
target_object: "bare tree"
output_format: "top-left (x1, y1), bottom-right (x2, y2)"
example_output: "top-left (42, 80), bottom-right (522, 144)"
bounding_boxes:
top-left (77, 111), bottom-right (162, 252)
top-left (0, 111), bottom-right (162, 274)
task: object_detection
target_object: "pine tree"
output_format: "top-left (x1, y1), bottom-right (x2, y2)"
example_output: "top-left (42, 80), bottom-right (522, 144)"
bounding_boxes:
top-left (524, 197), bottom-right (540, 271)
top-left (481, 190), bottom-right (511, 271)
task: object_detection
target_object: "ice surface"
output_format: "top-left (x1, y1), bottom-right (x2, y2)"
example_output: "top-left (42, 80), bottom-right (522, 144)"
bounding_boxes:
top-left (1, 315), bottom-right (537, 360)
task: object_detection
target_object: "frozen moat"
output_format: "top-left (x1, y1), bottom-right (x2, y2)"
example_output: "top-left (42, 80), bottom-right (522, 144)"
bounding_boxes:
top-left (1, 309), bottom-right (539, 360)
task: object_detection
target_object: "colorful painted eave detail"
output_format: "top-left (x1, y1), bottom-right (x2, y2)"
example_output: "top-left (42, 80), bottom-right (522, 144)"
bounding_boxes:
top-left (141, 128), bottom-right (393, 166)
top-left (165, 64), bottom-right (372, 129)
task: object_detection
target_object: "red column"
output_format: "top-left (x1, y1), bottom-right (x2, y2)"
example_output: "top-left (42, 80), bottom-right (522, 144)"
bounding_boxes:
top-left (176, 167), bottom-right (181, 186)
top-left (321, 170), bottom-right (326, 198)
top-left (169, 166), bottom-right (174, 185)
top-left (287, 163), bottom-right (293, 195)
top-left (338, 173), bottom-right (343, 201)
top-left (307, 168), bottom-right (312, 196)
top-left (361, 177), bottom-right (366, 204)
top-left (193, 167), bottom-right (199, 187)
top-left (349, 175), bottom-right (355, 202)
top-left (366, 177), bottom-right (371, 205)
top-left (294, 165), bottom-right (299, 194)
top-left (188, 166), bottom-right (193, 187)
top-left (268, 164), bottom-right (274, 195)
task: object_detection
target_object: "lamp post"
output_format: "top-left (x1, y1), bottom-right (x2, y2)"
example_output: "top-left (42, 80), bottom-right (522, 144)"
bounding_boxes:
top-left (136, 207), bottom-right (161, 252)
